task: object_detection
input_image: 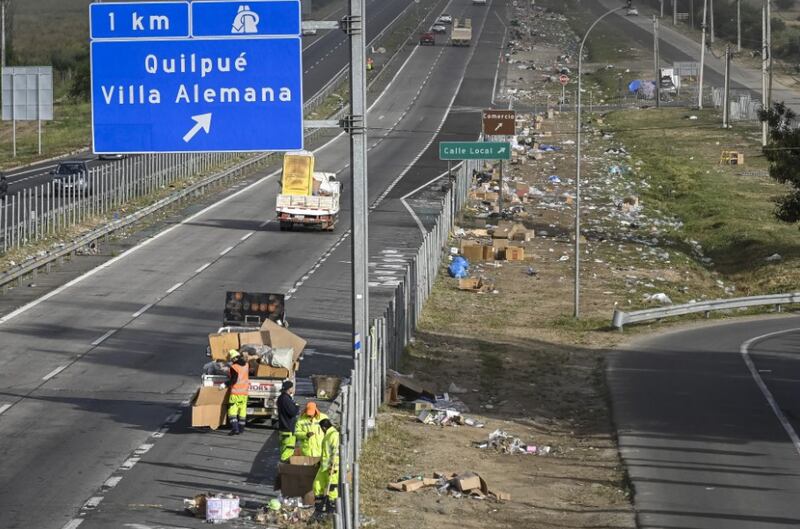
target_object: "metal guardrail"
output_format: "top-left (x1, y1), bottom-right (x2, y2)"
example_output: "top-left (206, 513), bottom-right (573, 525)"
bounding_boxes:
top-left (0, 153), bottom-right (273, 291)
top-left (611, 293), bottom-right (800, 329)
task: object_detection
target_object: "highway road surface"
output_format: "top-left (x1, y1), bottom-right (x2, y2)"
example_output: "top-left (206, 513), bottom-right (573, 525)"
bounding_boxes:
top-left (0, 0), bottom-right (504, 527)
top-left (609, 316), bottom-right (800, 529)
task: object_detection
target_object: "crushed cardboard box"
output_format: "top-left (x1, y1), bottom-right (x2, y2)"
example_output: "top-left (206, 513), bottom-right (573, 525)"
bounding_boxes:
top-left (191, 386), bottom-right (229, 430)
top-left (387, 471), bottom-right (510, 502)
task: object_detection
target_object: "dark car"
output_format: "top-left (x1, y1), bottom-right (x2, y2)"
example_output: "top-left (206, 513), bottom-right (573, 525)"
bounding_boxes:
top-left (51, 160), bottom-right (91, 195)
top-left (419, 32), bottom-right (435, 46)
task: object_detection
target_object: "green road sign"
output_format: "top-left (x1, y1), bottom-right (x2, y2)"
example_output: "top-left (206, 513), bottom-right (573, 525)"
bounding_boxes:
top-left (438, 141), bottom-right (511, 160)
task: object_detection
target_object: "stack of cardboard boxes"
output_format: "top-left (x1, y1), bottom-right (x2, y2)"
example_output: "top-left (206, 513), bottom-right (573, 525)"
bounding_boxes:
top-left (459, 221), bottom-right (533, 263)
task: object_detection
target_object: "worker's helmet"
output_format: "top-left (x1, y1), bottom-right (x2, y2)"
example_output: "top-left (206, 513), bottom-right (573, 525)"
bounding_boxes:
top-left (268, 498), bottom-right (281, 511)
top-left (228, 349), bottom-right (240, 360)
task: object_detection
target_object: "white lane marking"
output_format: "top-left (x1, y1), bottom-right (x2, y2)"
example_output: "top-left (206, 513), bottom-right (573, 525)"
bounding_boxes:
top-left (91, 329), bottom-right (117, 346)
top-left (103, 476), bottom-right (123, 489)
top-left (165, 412), bottom-right (182, 424)
top-left (0, 404), bottom-right (11, 415)
top-left (195, 262), bottom-right (212, 273)
top-left (135, 443), bottom-right (154, 455)
top-left (240, 231), bottom-right (254, 241)
top-left (741, 328), bottom-right (800, 457)
top-left (152, 427), bottom-right (169, 438)
top-left (219, 246), bottom-right (234, 256)
top-left (165, 282), bottom-right (183, 294)
top-left (61, 519), bottom-right (84, 529)
top-left (43, 365), bottom-right (68, 381)
top-left (83, 496), bottom-right (104, 509)
top-left (132, 304), bottom-right (154, 318)
top-left (120, 457), bottom-right (140, 470)
top-left (180, 398), bottom-right (191, 407)
top-left (259, 219), bottom-right (272, 227)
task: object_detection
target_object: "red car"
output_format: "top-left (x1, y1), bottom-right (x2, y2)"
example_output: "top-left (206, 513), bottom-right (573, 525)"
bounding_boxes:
top-left (419, 32), bottom-right (435, 46)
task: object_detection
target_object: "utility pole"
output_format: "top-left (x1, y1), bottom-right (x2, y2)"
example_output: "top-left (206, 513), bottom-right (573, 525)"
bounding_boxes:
top-left (654, 15), bottom-right (661, 108)
top-left (691, 0), bottom-right (694, 29)
top-left (767, 0), bottom-right (772, 107)
top-left (347, 0), bottom-right (369, 524)
top-left (761, 0), bottom-right (768, 146)
top-left (710, 0), bottom-right (714, 43)
top-left (698, 0), bottom-right (707, 109)
top-left (673, 0), bottom-right (678, 25)
top-left (723, 45), bottom-right (731, 128)
top-left (737, 0), bottom-right (741, 52)
top-left (1, 0), bottom-right (6, 68)
top-left (660, 0), bottom-right (664, 17)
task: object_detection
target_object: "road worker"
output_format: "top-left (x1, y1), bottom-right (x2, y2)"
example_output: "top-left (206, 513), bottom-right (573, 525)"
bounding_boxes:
top-left (276, 380), bottom-right (299, 461)
top-left (294, 401), bottom-right (328, 457)
top-left (227, 349), bottom-right (249, 436)
top-left (312, 419), bottom-right (340, 516)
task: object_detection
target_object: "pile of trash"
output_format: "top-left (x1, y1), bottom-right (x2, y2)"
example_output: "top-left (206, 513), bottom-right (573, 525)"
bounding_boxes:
top-left (417, 408), bottom-right (485, 428)
top-left (474, 429), bottom-right (553, 456)
top-left (254, 496), bottom-right (313, 526)
top-left (388, 471), bottom-right (510, 501)
top-left (184, 493), bottom-right (240, 522)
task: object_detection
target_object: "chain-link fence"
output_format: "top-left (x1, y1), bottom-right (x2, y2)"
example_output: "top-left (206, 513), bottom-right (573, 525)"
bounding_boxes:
top-left (330, 159), bottom-right (477, 529)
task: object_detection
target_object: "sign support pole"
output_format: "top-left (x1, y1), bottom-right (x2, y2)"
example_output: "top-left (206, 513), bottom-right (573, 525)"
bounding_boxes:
top-left (11, 71), bottom-right (15, 158)
top-left (498, 160), bottom-right (503, 215)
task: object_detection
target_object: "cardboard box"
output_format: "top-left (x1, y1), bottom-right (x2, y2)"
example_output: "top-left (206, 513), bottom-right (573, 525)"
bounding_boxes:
top-left (254, 363), bottom-right (291, 379)
top-left (205, 496), bottom-right (240, 521)
top-left (481, 245), bottom-right (496, 261)
top-left (453, 472), bottom-right (482, 492)
top-left (238, 331), bottom-right (263, 347)
top-left (461, 244), bottom-right (484, 262)
top-left (504, 247), bottom-right (525, 261)
top-left (278, 456), bottom-right (320, 505)
top-left (208, 333), bottom-right (240, 361)
top-left (191, 386), bottom-right (229, 430)
top-left (492, 239), bottom-right (509, 250)
top-left (260, 320), bottom-right (307, 362)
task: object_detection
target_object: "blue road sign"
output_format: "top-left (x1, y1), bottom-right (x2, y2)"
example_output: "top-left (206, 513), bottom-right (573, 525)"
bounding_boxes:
top-left (91, 38), bottom-right (303, 153)
top-left (192, 1), bottom-right (301, 37)
top-left (90, 1), bottom-right (190, 39)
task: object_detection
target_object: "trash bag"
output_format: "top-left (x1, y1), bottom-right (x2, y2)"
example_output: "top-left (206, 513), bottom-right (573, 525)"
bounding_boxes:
top-left (448, 256), bottom-right (469, 278)
top-left (269, 347), bottom-right (294, 369)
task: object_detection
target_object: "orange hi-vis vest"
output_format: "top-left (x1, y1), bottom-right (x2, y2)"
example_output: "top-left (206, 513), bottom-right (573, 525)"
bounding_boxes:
top-left (231, 363), bottom-right (250, 395)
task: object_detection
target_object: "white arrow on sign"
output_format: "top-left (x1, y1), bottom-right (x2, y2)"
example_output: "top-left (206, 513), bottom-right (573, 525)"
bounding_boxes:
top-left (497, 147), bottom-right (506, 154)
top-left (182, 113), bottom-right (213, 143)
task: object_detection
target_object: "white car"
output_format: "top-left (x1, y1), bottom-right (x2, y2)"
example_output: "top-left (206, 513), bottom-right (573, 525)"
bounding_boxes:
top-left (626, 7), bottom-right (639, 16)
top-left (301, 27), bottom-right (318, 36)
top-left (431, 24), bottom-right (447, 34)
top-left (438, 14), bottom-right (453, 24)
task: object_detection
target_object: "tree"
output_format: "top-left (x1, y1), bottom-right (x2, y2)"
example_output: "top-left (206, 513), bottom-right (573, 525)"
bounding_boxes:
top-left (759, 102), bottom-right (800, 223)
top-left (775, 0), bottom-right (796, 10)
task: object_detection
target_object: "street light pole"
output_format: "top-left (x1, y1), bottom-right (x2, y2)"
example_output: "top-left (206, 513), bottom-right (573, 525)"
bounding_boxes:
top-left (698, 0), bottom-right (707, 109)
top-left (574, 3), bottom-right (625, 319)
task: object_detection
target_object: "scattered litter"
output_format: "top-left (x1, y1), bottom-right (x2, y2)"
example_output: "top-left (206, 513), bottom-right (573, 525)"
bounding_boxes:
top-left (448, 256), bottom-right (469, 278)
top-left (184, 493), bottom-right (240, 522)
top-left (548, 175), bottom-right (562, 184)
top-left (448, 382), bottom-right (468, 394)
top-left (475, 429), bottom-right (552, 456)
top-left (417, 409), bottom-right (484, 428)
top-left (388, 472), bottom-right (510, 502)
top-left (254, 495), bottom-right (313, 525)
top-left (765, 253), bottom-right (782, 262)
top-left (644, 292), bottom-right (672, 305)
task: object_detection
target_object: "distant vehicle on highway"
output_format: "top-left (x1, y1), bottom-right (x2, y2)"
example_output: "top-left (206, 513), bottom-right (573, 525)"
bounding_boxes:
top-left (626, 7), bottom-right (639, 15)
top-left (301, 27), bottom-right (317, 36)
top-left (472, 0), bottom-right (487, 5)
top-left (98, 153), bottom-right (125, 161)
top-left (451, 18), bottom-right (472, 47)
top-left (51, 160), bottom-right (91, 196)
top-left (438, 14), bottom-right (453, 24)
top-left (419, 32), bottom-right (435, 46)
top-left (431, 24), bottom-right (447, 34)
